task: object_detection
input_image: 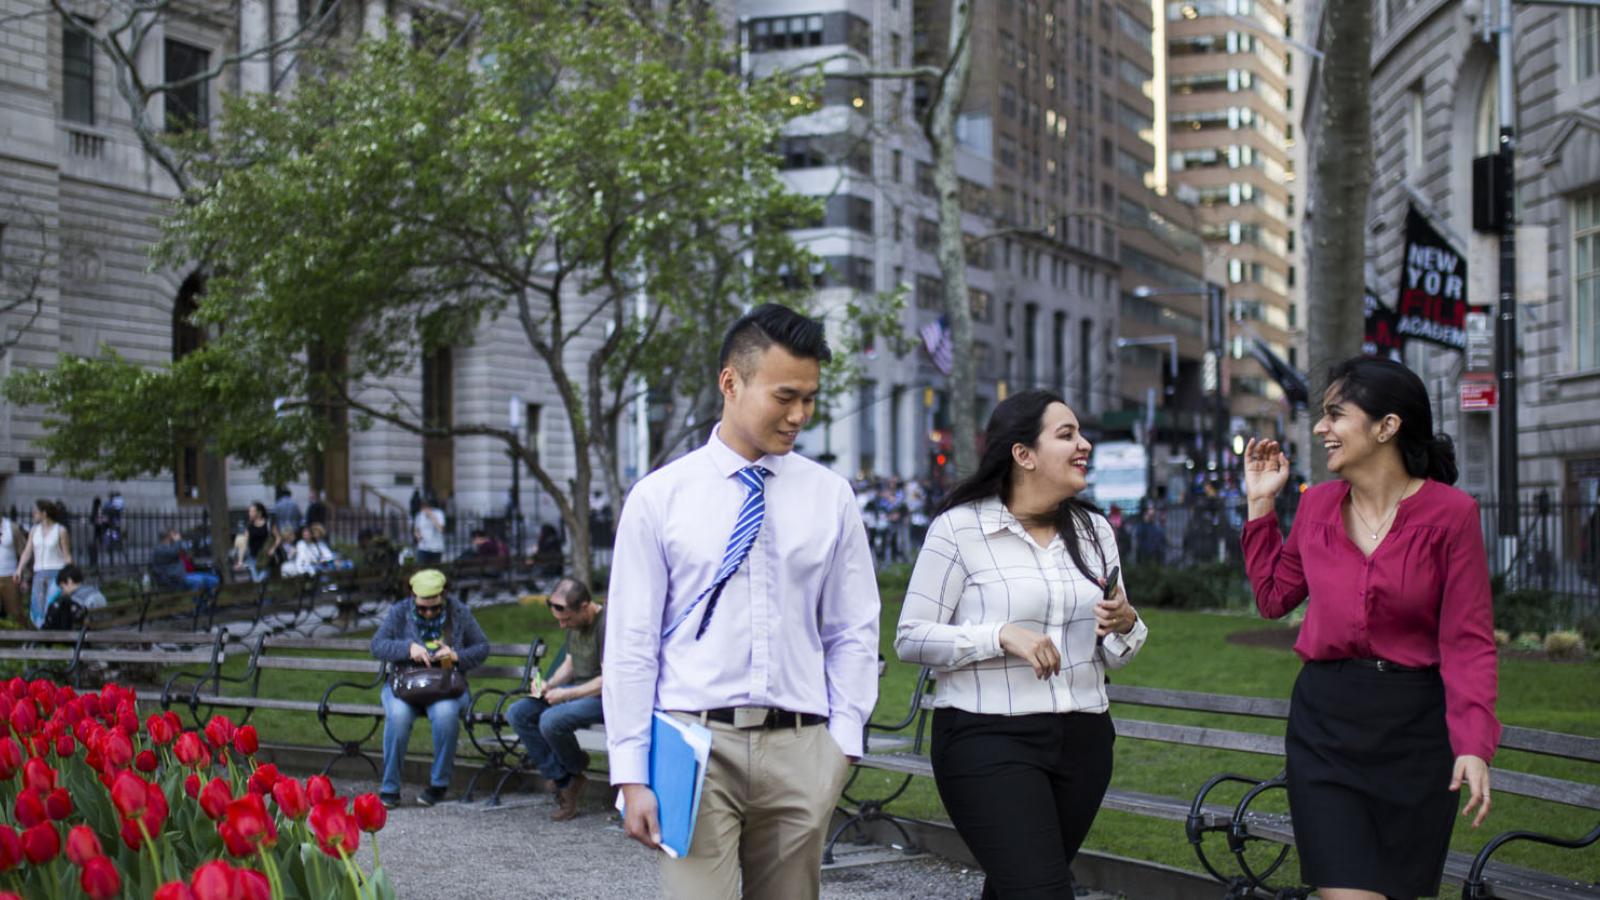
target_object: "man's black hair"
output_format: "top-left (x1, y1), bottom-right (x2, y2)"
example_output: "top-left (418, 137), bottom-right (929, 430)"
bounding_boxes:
top-left (275, 487), bottom-right (291, 500)
top-left (718, 304), bottom-right (832, 378)
top-left (552, 577), bottom-right (592, 608)
top-left (57, 564), bottom-right (84, 585)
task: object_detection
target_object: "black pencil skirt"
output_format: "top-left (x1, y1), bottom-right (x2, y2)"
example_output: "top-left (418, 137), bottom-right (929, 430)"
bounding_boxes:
top-left (1286, 660), bottom-right (1458, 898)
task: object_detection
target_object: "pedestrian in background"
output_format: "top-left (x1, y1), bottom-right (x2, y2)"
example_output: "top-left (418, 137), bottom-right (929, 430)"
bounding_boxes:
top-left (13, 499), bottom-right (72, 628)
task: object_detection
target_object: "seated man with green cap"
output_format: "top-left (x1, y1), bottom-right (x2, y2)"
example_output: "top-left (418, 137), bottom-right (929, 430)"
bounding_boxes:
top-left (370, 568), bottom-right (491, 808)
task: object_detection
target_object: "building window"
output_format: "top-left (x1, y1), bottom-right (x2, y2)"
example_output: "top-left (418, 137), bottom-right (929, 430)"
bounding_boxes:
top-left (62, 20), bottom-right (95, 125)
top-left (164, 39), bottom-right (210, 132)
top-left (1576, 191), bottom-right (1600, 371)
top-left (172, 274), bottom-right (206, 502)
top-left (746, 13), bottom-right (871, 55)
top-left (1576, 8), bottom-right (1600, 81)
top-left (916, 274), bottom-right (944, 309)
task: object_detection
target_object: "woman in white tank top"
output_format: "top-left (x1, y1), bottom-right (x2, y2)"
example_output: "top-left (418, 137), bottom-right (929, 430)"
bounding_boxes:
top-left (14, 500), bottom-right (72, 628)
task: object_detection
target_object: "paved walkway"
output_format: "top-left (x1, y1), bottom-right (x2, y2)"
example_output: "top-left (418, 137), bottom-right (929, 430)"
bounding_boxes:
top-left (340, 777), bottom-right (988, 899)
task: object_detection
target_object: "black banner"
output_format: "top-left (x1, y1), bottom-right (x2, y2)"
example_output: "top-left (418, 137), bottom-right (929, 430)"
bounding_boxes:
top-left (1364, 289), bottom-right (1404, 361)
top-left (1395, 206), bottom-right (1469, 351)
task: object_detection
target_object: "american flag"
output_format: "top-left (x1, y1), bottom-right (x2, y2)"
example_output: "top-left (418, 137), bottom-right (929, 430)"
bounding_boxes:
top-left (919, 318), bottom-right (953, 375)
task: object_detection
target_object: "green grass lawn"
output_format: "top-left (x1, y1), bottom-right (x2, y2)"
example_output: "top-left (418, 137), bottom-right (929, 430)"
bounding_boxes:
top-left (125, 593), bottom-right (1598, 882)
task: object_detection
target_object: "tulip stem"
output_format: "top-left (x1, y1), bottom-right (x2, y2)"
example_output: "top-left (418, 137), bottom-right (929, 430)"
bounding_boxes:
top-left (258, 846), bottom-right (286, 900)
top-left (337, 847), bottom-right (365, 893)
top-left (371, 834), bottom-right (381, 873)
top-left (137, 819), bottom-right (164, 882)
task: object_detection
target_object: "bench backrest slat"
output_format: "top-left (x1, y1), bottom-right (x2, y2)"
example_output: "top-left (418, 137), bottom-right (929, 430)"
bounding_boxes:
top-left (1492, 768), bottom-right (1600, 811)
top-left (1498, 725), bottom-right (1600, 765)
top-left (1107, 684), bottom-right (1291, 719)
top-left (1115, 718), bottom-right (1288, 757)
top-left (256, 658), bottom-right (381, 674)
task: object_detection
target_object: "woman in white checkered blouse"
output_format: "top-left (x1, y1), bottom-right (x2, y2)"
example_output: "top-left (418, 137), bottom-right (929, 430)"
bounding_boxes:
top-left (895, 390), bottom-right (1148, 899)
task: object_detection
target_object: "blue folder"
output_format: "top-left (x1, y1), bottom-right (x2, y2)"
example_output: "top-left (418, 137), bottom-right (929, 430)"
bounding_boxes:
top-left (618, 712), bottom-right (713, 858)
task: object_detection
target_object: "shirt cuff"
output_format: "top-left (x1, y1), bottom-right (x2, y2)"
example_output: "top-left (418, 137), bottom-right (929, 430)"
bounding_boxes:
top-left (1242, 511), bottom-right (1279, 534)
top-left (608, 747), bottom-right (650, 786)
top-left (1100, 614), bottom-right (1148, 658)
top-left (828, 713), bottom-right (865, 758)
top-left (981, 622), bottom-right (1005, 660)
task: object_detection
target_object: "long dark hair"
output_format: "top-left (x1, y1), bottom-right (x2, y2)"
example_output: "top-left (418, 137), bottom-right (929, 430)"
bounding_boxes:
top-left (936, 390), bottom-right (1108, 583)
top-left (1325, 356), bottom-right (1458, 485)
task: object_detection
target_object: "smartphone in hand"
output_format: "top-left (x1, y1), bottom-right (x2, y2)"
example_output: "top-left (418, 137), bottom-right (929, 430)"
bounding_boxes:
top-left (1102, 565), bottom-right (1121, 600)
top-left (530, 670), bottom-right (547, 699)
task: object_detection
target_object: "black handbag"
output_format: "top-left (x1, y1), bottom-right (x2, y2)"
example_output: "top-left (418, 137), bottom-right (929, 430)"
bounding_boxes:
top-left (389, 663), bottom-right (468, 705)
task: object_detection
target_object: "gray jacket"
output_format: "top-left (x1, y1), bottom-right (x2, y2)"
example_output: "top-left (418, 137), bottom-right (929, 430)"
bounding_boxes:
top-left (369, 598), bottom-right (490, 673)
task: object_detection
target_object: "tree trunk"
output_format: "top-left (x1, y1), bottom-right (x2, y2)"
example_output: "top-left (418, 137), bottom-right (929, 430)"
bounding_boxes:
top-left (1307, 1), bottom-right (1373, 482)
top-left (202, 449), bottom-right (232, 585)
top-left (927, 0), bottom-right (978, 478)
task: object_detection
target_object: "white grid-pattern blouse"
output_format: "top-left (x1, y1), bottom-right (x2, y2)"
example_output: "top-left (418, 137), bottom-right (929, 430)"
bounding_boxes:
top-left (894, 496), bottom-right (1148, 716)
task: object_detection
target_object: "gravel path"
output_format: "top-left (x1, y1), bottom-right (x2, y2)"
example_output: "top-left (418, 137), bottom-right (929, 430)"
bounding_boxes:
top-left (340, 779), bottom-right (986, 899)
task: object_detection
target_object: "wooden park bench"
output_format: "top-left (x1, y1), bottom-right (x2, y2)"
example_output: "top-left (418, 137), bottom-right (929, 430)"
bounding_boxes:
top-left (160, 632), bottom-right (547, 778)
top-left (0, 627), bottom-right (226, 693)
top-left (834, 668), bottom-right (1600, 897)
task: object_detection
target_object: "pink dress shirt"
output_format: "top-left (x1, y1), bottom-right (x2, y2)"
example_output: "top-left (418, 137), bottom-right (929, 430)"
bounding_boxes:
top-left (1241, 479), bottom-right (1501, 761)
top-left (601, 429), bottom-right (881, 785)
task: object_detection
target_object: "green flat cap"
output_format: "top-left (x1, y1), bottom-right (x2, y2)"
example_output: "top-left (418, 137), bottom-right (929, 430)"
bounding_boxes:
top-left (410, 569), bottom-right (447, 597)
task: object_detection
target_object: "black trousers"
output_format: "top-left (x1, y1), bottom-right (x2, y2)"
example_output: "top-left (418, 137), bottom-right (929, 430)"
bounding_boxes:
top-left (931, 708), bottom-right (1116, 900)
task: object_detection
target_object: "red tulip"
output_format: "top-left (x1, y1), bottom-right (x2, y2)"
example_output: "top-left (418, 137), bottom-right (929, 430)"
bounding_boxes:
top-left (271, 777), bottom-right (309, 821)
top-left (44, 787), bottom-right (72, 821)
top-left (306, 773), bottom-right (335, 805)
top-left (135, 748), bottom-right (159, 773)
top-left (117, 817), bottom-right (145, 850)
top-left (54, 734), bottom-right (75, 758)
top-left (237, 867), bottom-right (271, 900)
top-left (198, 777), bottom-right (232, 821)
top-left (13, 788), bottom-right (46, 828)
top-left (20, 822), bottom-right (59, 864)
top-left (308, 798), bottom-right (360, 857)
top-left (0, 825), bottom-right (21, 872)
top-left (203, 715), bottom-right (236, 750)
top-left (116, 703), bottom-right (138, 738)
top-left (216, 821), bottom-right (255, 858)
top-left (0, 893), bottom-right (17, 900)
top-left (28, 735), bottom-right (48, 759)
top-left (142, 779), bottom-right (171, 831)
top-left (22, 758), bottom-right (55, 792)
top-left (0, 737), bottom-right (21, 780)
top-left (146, 713), bottom-right (177, 747)
top-left (184, 774), bottom-right (201, 799)
top-left (189, 860), bottom-right (237, 900)
top-left (233, 725), bottom-right (259, 756)
top-left (100, 729), bottom-right (134, 770)
top-left (353, 793), bottom-right (388, 833)
top-left (154, 882), bottom-right (198, 900)
top-left (66, 825), bottom-right (104, 865)
top-left (223, 794), bottom-right (277, 851)
top-left (109, 770), bottom-right (150, 819)
top-left (80, 857), bottom-right (121, 900)
top-left (246, 763), bottom-right (278, 796)
top-left (8, 700), bottom-right (37, 736)
top-left (175, 732), bottom-right (211, 769)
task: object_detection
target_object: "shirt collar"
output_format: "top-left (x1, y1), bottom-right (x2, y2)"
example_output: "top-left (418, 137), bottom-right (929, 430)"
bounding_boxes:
top-left (976, 494), bottom-right (1063, 548)
top-left (706, 425), bottom-right (789, 479)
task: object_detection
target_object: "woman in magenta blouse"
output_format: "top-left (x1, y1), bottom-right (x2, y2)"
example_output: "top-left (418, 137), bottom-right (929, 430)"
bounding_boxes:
top-left (1241, 357), bottom-right (1499, 900)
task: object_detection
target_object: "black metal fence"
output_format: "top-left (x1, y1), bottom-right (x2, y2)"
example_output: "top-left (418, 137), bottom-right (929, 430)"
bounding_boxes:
top-left (1106, 492), bottom-right (1600, 628)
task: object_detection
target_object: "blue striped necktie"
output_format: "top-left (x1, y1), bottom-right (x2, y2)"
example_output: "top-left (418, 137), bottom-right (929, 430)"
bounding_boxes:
top-left (667, 465), bottom-right (772, 640)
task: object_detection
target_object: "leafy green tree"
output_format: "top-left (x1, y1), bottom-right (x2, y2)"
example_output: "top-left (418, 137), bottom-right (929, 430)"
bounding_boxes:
top-left (10, 0), bottom-right (899, 579)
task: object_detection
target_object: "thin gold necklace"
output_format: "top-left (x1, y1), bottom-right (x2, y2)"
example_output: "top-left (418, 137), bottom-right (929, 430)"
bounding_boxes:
top-left (1349, 479), bottom-right (1413, 541)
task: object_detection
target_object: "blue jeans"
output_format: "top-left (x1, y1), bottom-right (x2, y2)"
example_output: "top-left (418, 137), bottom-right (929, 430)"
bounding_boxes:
top-left (505, 695), bottom-right (603, 785)
top-left (183, 572), bottom-right (220, 607)
top-left (379, 684), bottom-right (462, 796)
top-left (29, 569), bottom-right (60, 628)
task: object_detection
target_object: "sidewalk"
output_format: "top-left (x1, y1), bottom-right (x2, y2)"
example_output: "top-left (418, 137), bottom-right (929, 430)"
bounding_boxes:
top-left (340, 777), bottom-right (987, 899)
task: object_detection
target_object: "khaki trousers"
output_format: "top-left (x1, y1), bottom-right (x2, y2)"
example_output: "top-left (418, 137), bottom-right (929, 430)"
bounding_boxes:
top-left (0, 579), bottom-right (24, 623)
top-left (660, 714), bottom-right (852, 900)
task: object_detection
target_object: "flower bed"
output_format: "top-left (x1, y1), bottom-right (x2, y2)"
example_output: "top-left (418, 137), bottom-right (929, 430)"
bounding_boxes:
top-left (0, 678), bottom-right (393, 899)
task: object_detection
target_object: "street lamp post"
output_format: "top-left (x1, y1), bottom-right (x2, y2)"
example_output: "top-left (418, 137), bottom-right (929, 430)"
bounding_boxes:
top-left (1132, 282), bottom-right (1232, 482)
top-left (1116, 334), bottom-right (1180, 499)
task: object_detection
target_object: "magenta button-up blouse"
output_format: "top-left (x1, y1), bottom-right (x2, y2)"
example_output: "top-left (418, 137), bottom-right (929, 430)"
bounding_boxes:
top-left (1241, 479), bottom-right (1501, 761)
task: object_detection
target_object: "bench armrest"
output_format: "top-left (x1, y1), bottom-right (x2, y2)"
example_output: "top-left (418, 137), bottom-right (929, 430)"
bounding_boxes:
top-left (1462, 822), bottom-right (1600, 899)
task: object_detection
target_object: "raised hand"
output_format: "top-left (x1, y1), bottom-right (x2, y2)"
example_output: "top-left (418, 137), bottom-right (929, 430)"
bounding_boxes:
top-left (1243, 438), bottom-right (1290, 503)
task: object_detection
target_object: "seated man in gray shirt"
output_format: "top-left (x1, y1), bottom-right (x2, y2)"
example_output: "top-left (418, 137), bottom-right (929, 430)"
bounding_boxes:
top-left (506, 577), bottom-right (604, 821)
